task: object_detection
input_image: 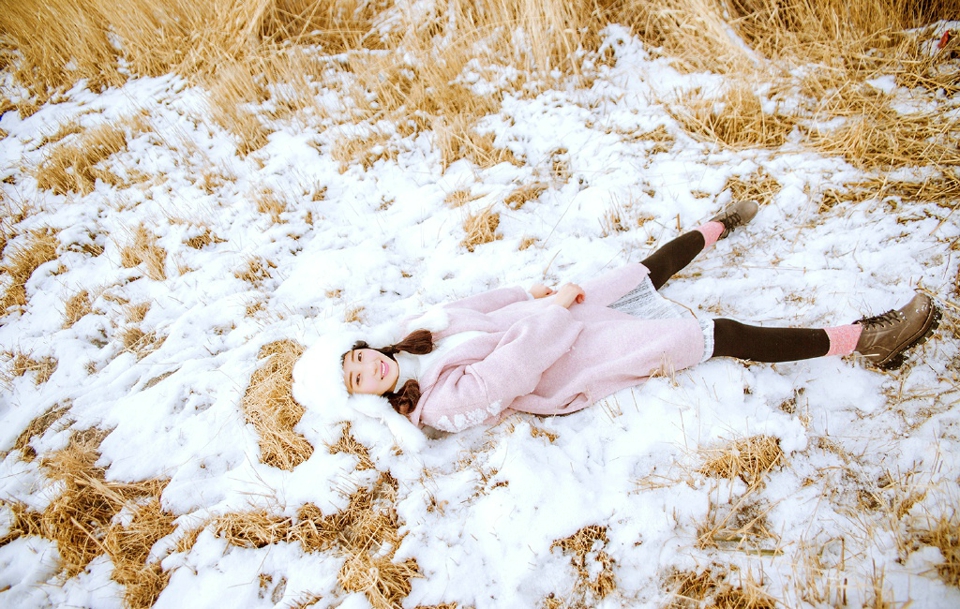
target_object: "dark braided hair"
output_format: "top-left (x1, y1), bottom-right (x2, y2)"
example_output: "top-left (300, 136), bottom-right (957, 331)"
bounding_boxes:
top-left (346, 329), bottom-right (434, 415)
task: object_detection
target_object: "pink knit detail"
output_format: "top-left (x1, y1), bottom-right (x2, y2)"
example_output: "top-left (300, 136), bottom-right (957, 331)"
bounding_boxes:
top-left (695, 221), bottom-right (725, 249)
top-left (824, 324), bottom-right (862, 357)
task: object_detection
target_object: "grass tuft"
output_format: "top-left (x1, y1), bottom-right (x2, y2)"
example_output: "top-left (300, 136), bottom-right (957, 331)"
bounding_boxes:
top-left (36, 123), bottom-right (130, 195)
top-left (664, 566), bottom-right (776, 609)
top-left (121, 327), bottom-right (165, 360)
top-left (3, 351), bottom-right (59, 386)
top-left (329, 422), bottom-right (375, 471)
top-left (504, 183), bottom-right (548, 211)
top-left (0, 229), bottom-right (59, 313)
top-left (119, 225), bottom-right (167, 281)
top-left (235, 257), bottom-right (277, 286)
top-left (11, 404), bottom-right (70, 461)
top-left (671, 82), bottom-right (795, 150)
top-left (63, 289), bottom-right (93, 329)
top-left (461, 208), bottom-right (501, 252)
top-left (550, 525), bottom-right (616, 604)
top-left (240, 340), bottom-right (313, 471)
top-left (699, 435), bottom-right (784, 489)
top-left (33, 427), bottom-right (174, 606)
top-left (910, 507), bottom-right (960, 587)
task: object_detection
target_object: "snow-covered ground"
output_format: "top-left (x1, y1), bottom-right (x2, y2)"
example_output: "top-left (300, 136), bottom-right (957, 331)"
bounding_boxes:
top-left (1, 26), bottom-right (958, 609)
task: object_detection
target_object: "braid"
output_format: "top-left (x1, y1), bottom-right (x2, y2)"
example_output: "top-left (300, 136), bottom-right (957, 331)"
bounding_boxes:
top-left (386, 379), bottom-right (421, 415)
top-left (382, 329), bottom-right (434, 356)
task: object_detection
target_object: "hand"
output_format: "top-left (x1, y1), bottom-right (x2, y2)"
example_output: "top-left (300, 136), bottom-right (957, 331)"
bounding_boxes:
top-left (553, 283), bottom-right (585, 309)
top-left (529, 284), bottom-right (555, 299)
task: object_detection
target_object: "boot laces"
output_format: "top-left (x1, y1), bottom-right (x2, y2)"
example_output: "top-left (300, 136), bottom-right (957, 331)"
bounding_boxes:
top-left (857, 309), bottom-right (902, 329)
top-left (721, 212), bottom-right (742, 231)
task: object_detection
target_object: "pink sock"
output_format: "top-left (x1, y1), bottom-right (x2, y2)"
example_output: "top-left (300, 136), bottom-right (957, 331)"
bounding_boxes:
top-left (696, 221), bottom-right (725, 249)
top-left (824, 324), bottom-right (862, 357)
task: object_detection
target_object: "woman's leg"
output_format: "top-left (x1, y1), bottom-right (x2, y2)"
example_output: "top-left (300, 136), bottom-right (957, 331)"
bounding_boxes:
top-left (712, 319), bottom-right (836, 362)
top-left (711, 292), bottom-right (940, 368)
top-left (641, 201), bottom-right (759, 290)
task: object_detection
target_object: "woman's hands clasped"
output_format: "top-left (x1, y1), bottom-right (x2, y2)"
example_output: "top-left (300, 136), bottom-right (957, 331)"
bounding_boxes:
top-left (529, 283), bottom-right (584, 309)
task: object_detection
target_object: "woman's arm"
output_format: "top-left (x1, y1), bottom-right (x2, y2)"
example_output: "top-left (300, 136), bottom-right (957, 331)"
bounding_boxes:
top-left (420, 305), bottom-right (584, 432)
top-left (445, 286), bottom-right (531, 314)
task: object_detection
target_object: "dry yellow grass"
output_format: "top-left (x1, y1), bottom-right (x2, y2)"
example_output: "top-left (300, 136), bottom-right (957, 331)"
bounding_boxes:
top-left (671, 82), bottom-right (796, 150)
top-left (0, 0), bottom-right (125, 101)
top-left (124, 302), bottom-right (151, 324)
top-left (119, 225), bottom-right (167, 281)
top-left (3, 351), bottom-right (59, 386)
top-left (211, 471), bottom-right (420, 609)
top-left (461, 208), bottom-right (501, 252)
top-left (444, 189), bottom-right (481, 209)
top-left (25, 427), bottom-right (176, 608)
top-left (504, 183), bottom-right (548, 211)
top-left (213, 510), bottom-right (294, 549)
top-left (240, 339), bottom-right (313, 471)
top-left (11, 404), bottom-right (70, 461)
top-left (235, 256), bottom-right (277, 286)
top-left (63, 289), bottom-right (93, 329)
top-left (121, 327), bottom-right (165, 360)
top-left (0, 501), bottom-right (44, 547)
top-left (104, 497), bottom-right (176, 608)
top-left (329, 422), bottom-right (375, 471)
top-left (207, 58), bottom-right (272, 157)
top-left (0, 229), bottom-right (59, 312)
top-left (664, 566), bottom-right (776, 609)
top-left (699, 435), bottom-right (785, 489)
top-left (184, 225), bottom-right (225, 249)
top-left (254, 189), bottom-right (289, 224)
top-left (723, 170), bottom-right (781, 209)
top-left (550, 525), bottom-right (616, 604)
top-left (909, 506), bottom-right (960, 588)
top-left (330, 129), bottom-right (398, 173)
top-left (35, 123), bottom-right (130, 195)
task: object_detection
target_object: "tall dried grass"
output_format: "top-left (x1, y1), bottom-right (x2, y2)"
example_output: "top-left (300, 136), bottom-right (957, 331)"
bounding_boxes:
top-left (63, 289), bottom-right (93, 329)
top-left (240, 339), bottom-right (313, 471)
top-left (909, 506), bottom-right (960, 587)
top-left (671, 83), bottom-right (796, 150)
top-left (24, 428), bottom-right (177, 607)
top-left (0, 229), bottom-right (59, 312)
top-left (3, 351), bottom-right (59, 386)
top-left (461, 208), bottom-right (502, 252)
top-left (35, 123), bottom-right (130, 195)
top-left (11, 403), bottom-right (70, 461)
top-left (119, 225), bottom-right (167, 281)
top-left (212, 472), bottom-right (420, 609)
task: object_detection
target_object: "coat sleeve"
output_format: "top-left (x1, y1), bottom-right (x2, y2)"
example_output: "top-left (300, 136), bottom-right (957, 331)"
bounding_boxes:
top-left (444, 286), bottom-right (531, 314)
top-left (420, 305), bottom-right (584, 432)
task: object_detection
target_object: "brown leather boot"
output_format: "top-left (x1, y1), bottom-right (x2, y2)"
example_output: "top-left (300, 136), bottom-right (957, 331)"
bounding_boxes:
top-left (855, 292), bottom-right (940, 369)
top-left (710, 200), bottom-right (760, 239)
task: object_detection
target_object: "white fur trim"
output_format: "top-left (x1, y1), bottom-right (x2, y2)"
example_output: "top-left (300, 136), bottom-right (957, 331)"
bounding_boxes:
top-left (291, 331), bottom-right (359, 412)
top-left (406, 306), bottom-right (450, 334)
top-left (292, 329), bottom-right (427, 452)
top-left (351, 394), bottom-right (426, 451)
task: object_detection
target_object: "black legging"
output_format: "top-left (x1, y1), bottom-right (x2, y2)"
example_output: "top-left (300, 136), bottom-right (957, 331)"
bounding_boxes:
top-left (640, 231), bottom-right (706, 290)
top-left (640, 231), bottom-right (831, 363)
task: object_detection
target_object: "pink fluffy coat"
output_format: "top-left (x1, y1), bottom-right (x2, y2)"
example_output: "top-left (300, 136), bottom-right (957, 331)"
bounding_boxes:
top-left (406, 263), bottom-right (705, 432)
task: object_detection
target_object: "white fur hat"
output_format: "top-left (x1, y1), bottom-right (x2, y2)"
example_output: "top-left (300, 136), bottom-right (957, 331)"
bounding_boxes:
top-left (292, 330), bottom-right (426, 452)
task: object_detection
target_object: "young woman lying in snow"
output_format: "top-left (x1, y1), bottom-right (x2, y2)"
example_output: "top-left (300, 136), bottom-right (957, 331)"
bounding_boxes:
top-left (292, 201), bottom-right (941, 438)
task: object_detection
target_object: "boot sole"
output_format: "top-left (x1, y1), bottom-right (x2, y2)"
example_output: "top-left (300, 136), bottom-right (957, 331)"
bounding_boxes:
top-left (875, 302), bottom-right (942, 370)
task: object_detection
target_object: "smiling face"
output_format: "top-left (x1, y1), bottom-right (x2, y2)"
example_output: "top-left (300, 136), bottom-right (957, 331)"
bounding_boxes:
top-left (342, 348), bottom-right (400, 396)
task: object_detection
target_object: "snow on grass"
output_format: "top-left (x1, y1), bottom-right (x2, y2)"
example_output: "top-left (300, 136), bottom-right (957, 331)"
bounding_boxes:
top-left (1, 26), bottom-right (959, 609)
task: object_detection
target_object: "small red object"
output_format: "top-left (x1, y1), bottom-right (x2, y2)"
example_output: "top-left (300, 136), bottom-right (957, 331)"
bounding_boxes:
top-left (938, 30), bottom-right (952, 50)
